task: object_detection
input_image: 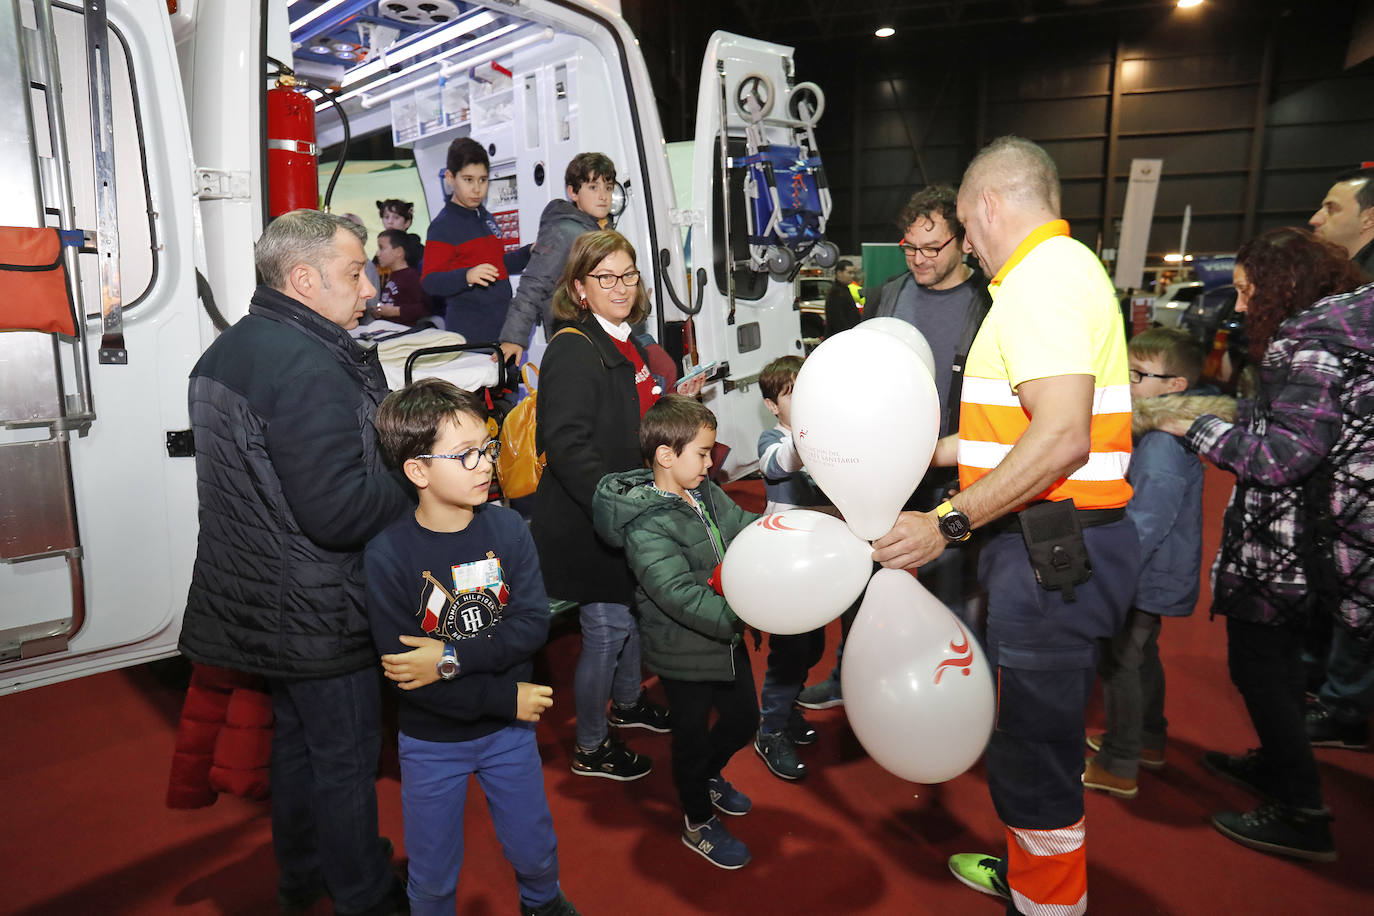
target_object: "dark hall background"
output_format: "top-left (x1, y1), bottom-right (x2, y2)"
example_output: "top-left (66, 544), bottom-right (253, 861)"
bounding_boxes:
top-left (621, 0), bottom-right (1374, 261)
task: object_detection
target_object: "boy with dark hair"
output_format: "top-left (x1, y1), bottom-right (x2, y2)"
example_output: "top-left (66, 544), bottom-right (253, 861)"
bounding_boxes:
top-left (372, 228), bottom-right (431, 326)
top-left (593, 395), bottom-right (761, 869)
top-left (366, 378), bottom-right (578, 916)
top-left (1084, 328), bottom-right (1209, 799)
top-left (498, 152), bottom-right (618, 363)
top-left (753, 355), bottom-right (828, 779)
top-left (422, 137), bottom-right (531, 344)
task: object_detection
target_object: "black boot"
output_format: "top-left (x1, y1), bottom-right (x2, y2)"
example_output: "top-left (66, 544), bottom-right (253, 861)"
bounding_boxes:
top-left (1212, 802), bottom-right (1337, 863)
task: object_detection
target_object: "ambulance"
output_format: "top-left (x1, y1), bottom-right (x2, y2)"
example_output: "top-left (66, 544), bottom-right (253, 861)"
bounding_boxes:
top-left (0, 0), bottom-right (835, 691)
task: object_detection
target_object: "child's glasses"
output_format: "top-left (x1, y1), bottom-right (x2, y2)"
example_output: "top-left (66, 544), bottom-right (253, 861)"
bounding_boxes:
top-left (416, 440), bottom-right (501, 470)
top-left (587, 269), bottom-right (641, 289)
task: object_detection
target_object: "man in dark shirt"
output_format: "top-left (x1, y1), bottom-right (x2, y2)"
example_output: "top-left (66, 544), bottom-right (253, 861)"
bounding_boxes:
top-left (824, 259), bottom-right (861, 336)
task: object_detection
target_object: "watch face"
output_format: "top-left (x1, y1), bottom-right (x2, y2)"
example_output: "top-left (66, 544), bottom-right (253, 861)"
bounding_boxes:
top-left (940, 511), bottom-right (972, 541)
top-left (438, 654), bottom-right (459, 679)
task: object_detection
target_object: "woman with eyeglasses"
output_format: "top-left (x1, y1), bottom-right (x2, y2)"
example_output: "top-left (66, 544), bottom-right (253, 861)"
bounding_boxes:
top-left (532, 229), bottom-right (670, 781)
top-left (1150, 227), bottom-right (1372, 862)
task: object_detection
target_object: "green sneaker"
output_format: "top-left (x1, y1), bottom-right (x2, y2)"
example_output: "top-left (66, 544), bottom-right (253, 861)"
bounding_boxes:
top-left (948, 853), bottom-right (1010, 900)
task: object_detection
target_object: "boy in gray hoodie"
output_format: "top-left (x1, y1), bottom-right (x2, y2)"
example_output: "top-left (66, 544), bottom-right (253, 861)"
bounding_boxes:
top-left (498, 152), bottom-right (616, 363)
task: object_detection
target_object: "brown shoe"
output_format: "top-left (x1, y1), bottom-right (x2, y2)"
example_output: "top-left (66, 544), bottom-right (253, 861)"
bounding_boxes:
top-left (1086, 732), bottom-right (1166, 771)
top-left (1083, 757), bottom-right (1138, 799)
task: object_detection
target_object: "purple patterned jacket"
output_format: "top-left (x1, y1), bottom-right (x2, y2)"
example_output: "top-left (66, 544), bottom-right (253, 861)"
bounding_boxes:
top-left (1187, 282), bottom-right (1374, 634)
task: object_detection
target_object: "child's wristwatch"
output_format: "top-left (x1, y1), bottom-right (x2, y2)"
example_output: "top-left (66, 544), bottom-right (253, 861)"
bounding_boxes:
top-left (935, 500), bottom-right (973, 543)
top-left (437, 644), bottom-right (460, 680)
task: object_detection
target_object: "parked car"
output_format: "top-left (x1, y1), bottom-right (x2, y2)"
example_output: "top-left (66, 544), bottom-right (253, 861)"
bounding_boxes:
top-left (1151, 281), bottom-right (1205, 327)
top-left (1180, 284), bottom-right (1248, 390)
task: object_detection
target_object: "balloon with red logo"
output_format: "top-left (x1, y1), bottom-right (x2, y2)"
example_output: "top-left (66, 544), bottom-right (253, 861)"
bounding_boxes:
top-left (721, 509), bottom-right (873, 635)
top-left (841, 568), bottom-right (994, 783)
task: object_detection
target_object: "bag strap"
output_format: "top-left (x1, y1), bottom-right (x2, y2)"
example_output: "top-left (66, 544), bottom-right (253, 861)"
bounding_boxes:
top-left (550, 326), bottom-right (605, 368)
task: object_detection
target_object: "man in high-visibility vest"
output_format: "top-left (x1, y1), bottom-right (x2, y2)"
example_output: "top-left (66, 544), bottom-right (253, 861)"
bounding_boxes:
top-left (873, 136), bottom-right (1140, 916)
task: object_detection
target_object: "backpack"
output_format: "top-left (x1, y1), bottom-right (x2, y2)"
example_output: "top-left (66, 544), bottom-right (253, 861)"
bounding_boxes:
top-left (496, 327), bottom-right (595, 498)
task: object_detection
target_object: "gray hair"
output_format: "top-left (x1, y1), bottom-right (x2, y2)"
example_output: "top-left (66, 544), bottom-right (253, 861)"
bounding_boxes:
top-left (254, 209), bottom-right (367, 290)
top-left (961, 136), bottom-right (1062, 215)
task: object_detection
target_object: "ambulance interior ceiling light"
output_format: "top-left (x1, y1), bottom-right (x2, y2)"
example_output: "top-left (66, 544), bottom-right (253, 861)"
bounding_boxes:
top-left (289, 0), bottom-right (364, 38)
top-left (336, 9), bottom-right (498, 87)
top-left (326, 20), bottom-right (520, 101)
top-left (875, 26), bottom-right (895, 37)
top-left (327, 22), bottom-right (524, 105)
top-left (315, 25), bottom-right (553, 110)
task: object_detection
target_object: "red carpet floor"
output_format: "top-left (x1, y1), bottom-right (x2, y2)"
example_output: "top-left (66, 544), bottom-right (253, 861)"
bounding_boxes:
top-left (3, 468), bottom-right (1373, 915)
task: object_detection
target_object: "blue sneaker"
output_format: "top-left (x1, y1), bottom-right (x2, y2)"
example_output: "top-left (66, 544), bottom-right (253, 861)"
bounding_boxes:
top-left (682, 816), bottom-right (751, 869)
top-left (707, 775), bottom-right (751, 816)
top-left (795, 677), bottom-right (843, 710)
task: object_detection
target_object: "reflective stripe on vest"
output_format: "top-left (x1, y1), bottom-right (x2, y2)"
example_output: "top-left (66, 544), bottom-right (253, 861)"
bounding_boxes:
top-left (957, 376), bottom-right (1132, 509)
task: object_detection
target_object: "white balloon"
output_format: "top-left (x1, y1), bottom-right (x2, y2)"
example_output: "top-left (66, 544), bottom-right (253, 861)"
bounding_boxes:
top-left (791, 325), bottom-right (940, 540)
top-left (861, 317), bottom-right (936, 382)
top-left (840, 568), bottom-right (994, 784)
top-left (721, 509), bottom-right (872, 635)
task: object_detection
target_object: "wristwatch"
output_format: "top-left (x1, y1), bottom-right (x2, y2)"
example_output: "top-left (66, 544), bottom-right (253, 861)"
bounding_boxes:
top-left (437, 644), bottom-right (460, 680)
top-left (935, 500), bottom-right (973, 543)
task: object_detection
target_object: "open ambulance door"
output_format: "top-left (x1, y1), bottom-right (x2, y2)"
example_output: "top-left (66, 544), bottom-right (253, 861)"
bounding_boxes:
top-left (675, 31), bottom-right (832, 481)
top-left (2, 0), bottom-right (202, 694)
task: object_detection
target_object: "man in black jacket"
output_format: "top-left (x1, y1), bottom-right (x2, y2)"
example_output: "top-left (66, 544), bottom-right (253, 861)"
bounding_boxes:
top-left (180, 209), bottom-right (411, 915)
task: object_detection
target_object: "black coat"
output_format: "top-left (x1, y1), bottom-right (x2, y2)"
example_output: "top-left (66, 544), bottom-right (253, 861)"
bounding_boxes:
top-left (532, 314), bottom-right (649, 604)
top-left (179, 286), bottom-right (411, 680)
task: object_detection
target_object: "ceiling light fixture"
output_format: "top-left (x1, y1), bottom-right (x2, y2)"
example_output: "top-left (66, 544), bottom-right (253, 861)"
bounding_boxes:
top-left (1177, 0), bottom-right (1203, 9)
top-left (339, 9), bottom-right (497, 88)
top-left (875, 26), bottom-right (895, 38)
top-left (329, 22), bottom-right (522, 104)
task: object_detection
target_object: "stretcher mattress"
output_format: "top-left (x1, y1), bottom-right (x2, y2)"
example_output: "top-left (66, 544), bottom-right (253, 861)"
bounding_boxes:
top-left (351, 321), bottom-right (501, 392)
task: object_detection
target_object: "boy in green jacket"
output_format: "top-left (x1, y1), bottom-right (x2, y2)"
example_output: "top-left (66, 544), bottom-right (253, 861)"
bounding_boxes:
top-left (593, 395), bottom-right (760, 870)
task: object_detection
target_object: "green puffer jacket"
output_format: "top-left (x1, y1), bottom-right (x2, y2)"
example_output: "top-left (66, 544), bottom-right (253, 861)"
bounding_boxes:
top-left (593, 469), bottom-right (759, 681)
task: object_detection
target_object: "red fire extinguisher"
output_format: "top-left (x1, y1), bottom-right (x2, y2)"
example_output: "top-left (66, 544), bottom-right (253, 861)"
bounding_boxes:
top-left (266, 76), bottom-right (318, 216)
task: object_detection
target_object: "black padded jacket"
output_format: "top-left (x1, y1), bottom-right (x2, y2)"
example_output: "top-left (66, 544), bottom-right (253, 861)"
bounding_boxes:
top-left (179, 286), bottom-right (411, 680)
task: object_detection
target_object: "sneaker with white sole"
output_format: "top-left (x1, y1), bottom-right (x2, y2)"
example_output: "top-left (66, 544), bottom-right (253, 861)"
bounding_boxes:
top-left (755, 730), bottom-right (806, 780)
top-left (787, 707), bottom-right (818, 746)
top-left (608, 694), bottom-right (671, 733)
top-left (682, 816), bottom-right (750, 869)
top-left (707, 775), bottom-right (751, 816)
top-left (948, 853), bottom-right (1010, 900)
top-left (570, 736), bottom-right (652, 781)
top-left (795, 677), bottom-right (843, 710)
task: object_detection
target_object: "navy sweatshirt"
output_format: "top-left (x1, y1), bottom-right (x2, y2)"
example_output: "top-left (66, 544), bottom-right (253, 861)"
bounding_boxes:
top-left (364, 504), bottom-right (550, 742)
top-left (421, 199), bottom-right (532, 344)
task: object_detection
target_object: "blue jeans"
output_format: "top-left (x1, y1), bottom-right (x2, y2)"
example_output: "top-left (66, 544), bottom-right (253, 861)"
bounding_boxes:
top-left (267, 666), bottom-right (394, 915)
top-left (761, 628), bottom-right (826, 733)
top-left (400, 724), bottom-right (561, 914)
top-left (574, 601), bottom-right (644, 750)
top-left (1095, 608), bottom-right (1167, 779)
top-left (1317, 623), bottom-right (1374, 723)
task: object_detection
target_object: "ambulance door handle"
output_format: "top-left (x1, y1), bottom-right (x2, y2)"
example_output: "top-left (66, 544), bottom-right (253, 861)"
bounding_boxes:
top-left (660, 248), bottom-right (705, 317)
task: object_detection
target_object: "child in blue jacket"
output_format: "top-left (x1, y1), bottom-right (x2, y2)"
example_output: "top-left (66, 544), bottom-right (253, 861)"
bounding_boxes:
top-left (1085, 328), bottom-right (1211, 799)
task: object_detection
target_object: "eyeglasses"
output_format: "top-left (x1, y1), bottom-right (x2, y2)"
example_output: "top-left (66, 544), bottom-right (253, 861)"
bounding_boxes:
top-left (587, 269), bottom-right (641, 289)
top-left (1128, 369), bottom-right (1177, 384)
top-left (898, 236), bottom-right (957, 260)
top-left (416, 440), bottom-right (501, 470)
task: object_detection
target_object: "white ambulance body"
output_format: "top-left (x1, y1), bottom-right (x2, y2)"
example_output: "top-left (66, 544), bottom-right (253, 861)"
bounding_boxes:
top-left (0, 0), bottom-right (830, 692)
